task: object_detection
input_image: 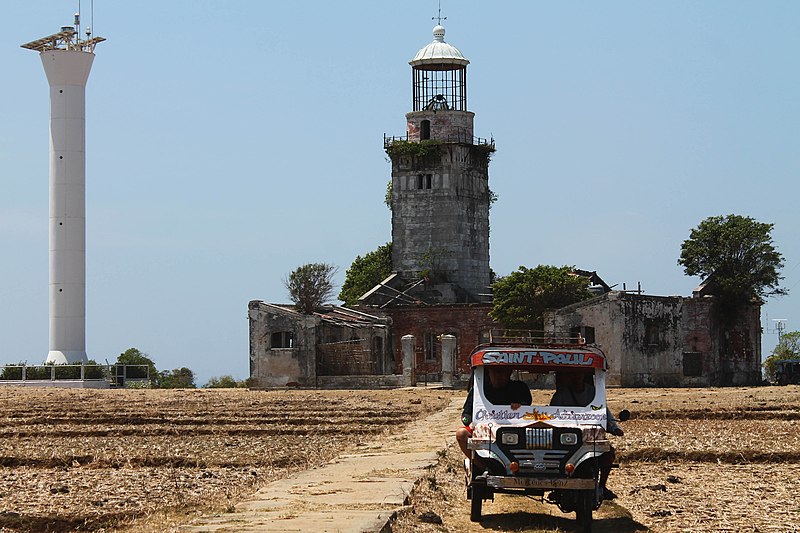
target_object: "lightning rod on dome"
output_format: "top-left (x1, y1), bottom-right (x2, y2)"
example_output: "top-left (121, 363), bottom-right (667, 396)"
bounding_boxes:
top-left (433, 0), bottom-right (447, 26)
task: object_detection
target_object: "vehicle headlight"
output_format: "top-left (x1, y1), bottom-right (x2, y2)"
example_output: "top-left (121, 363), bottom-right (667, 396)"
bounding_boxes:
top-left (560, 433), bottom-right (578, 445)
top-left (501, 432), bottom-right (519, 445)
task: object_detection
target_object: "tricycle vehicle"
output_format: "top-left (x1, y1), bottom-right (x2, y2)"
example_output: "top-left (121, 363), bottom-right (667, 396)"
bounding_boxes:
top-left (462, 335), bottom-right (627, 532)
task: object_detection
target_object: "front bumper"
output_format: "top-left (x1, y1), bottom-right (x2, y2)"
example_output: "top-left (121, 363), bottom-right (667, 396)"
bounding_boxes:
top-left (485, 475), bottom-right (596, 490)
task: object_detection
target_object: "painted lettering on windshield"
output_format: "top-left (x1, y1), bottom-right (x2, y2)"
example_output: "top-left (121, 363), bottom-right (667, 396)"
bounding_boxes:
top-left (481, 351), bottom-right (595, 366)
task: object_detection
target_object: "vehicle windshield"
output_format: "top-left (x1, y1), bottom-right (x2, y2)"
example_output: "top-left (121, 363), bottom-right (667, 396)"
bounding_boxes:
top-left (479, 367), bottom-right (603, 407)
top-left (470, 365), bottom-right (609, 431)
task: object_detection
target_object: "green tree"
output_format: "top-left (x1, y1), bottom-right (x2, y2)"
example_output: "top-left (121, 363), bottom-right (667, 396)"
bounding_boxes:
top-left (490, 265), bottom-right (594, 330)
top-left (339, 243), bottom-right (393, 306)
top-left (116, 348), bottom-right (158, 386)
top-left (204, 375), bottom-right (241, 388)
top-left (763, 331), bottom-right (800, 382)
top-left (678, 215), bottom-right (785, 305)
top-left (284, 263), bottom-right (338, 314)
top-left (159, 367), bottom-right (196, 389)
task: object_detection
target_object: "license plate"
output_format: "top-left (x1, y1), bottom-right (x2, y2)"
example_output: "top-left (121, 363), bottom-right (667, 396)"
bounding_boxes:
top-left (486, 476), bottom-right (595, 490)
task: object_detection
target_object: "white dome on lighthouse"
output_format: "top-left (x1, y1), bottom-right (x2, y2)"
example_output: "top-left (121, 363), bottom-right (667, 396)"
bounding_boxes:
top-left (410, 25), bottom-right (469, 66)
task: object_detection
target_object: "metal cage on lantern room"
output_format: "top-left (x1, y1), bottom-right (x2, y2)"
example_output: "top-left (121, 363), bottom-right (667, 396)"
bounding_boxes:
top-left (412, 64), bottom-right (467, 112)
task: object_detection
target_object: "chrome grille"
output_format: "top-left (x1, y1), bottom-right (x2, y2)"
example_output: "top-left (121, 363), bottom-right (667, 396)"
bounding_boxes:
top-left (526, 428), bottom-right (553, 449)
top-left (513, 450), bottom-right (568, 474)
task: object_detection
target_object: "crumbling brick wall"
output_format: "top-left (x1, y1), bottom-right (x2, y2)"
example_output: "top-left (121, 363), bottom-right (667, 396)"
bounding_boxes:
top-left (376, 304), bottom-right (494, 377)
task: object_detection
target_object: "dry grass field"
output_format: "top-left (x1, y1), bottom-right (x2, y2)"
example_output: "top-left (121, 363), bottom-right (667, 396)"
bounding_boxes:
top-left (0, 385), bottom-right (798, 532)
top-left (0, 386), bottom-right (453, 531)
top-left (391, 385), bottom-right (800, 533)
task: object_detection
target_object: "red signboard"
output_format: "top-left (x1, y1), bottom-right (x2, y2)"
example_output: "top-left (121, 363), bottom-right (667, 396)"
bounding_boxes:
top-left (470, 347), bottom-right (606, 369)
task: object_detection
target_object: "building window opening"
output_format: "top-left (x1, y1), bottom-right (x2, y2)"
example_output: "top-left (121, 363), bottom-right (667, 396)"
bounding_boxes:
top-left (416, 174), bottom-right (433, 190)
top-left (424, 333), bottom-right (437, 362)
top-left (271, 331), bottom-right (294, 348)
top-left (683, 352), bottom-right (703, 377)
top-left (569, 326), bottom-right (595, 344)
top-left (420, 119), bottom-right (431, 140)
top-left (644, 321), bottom-right (660, 346)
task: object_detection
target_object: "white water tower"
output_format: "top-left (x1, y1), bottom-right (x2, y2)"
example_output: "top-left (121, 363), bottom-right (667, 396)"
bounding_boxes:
top-left (22, 16), bottom-right (105, 364)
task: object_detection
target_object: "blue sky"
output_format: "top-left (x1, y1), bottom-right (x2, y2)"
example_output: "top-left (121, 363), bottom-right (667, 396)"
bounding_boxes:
top-left (1, 1), bottom-right (798, 386)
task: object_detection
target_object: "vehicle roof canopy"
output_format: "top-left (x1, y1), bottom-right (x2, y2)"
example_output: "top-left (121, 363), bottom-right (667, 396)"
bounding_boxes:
top-left (470, 344), bottom-right (607, 371)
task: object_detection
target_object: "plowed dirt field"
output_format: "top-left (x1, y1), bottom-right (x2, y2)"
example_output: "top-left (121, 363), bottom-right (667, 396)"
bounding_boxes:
top-left (1, 385), bottom-right (798, 532)
top-left (0, 386), bottom-right (453, 531)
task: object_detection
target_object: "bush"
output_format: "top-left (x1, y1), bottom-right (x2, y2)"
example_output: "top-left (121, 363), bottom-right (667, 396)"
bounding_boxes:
top-left (159, 367), bottom-right (196, 389)
top-left (204, 375), bottom-right (242, 388)
top-left (83, 363), bottom-right (106, 380)
top-left (25, 366), bottom-right (53, 380)
top-left (0, 365), bottom-right (24, 380)
top-left (0, 361), bottom-right (107, 381)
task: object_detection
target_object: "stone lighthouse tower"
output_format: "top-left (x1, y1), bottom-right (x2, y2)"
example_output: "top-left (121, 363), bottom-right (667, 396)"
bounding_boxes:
top-left (385, 23), bottom-right (494, 303)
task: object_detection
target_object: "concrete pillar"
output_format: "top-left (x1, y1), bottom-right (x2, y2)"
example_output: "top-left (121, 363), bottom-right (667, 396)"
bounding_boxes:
top-left (401, 335), bottom-right (416, 386)
top-left (440, 334), bottom-right (456, 387)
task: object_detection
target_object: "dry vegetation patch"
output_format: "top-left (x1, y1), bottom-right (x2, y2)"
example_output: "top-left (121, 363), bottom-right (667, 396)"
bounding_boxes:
top-left (3, 385), bottom-right (798, 532)
top-left (0, 386), bottom-right (453, 531)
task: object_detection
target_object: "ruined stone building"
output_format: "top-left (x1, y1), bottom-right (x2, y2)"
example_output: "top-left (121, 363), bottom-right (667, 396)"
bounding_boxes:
top-left (247, 22), bottom-right (762, 388)
top-left (248, 301), bottom-right (398, 388)
top-left (545, 287), bottom-right (762, 387)
top-left (249, 23), bottom-right (497, 387)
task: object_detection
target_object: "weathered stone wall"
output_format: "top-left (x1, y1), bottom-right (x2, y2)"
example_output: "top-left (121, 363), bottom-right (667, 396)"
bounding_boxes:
top-left (390, 141), bottom-right (491, 300)
top-left (546, 292), bottom-right (761, 387)
top-left (406, 110), bottom-right (475, 142)
top-left (249, 301), bottom-right (395, 388)
top-left (248, 301), bottom-right (318, 388)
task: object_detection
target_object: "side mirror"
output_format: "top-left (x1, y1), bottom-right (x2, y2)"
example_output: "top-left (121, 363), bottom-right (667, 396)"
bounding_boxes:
top-left (617, 409), bottom-right (631, 422)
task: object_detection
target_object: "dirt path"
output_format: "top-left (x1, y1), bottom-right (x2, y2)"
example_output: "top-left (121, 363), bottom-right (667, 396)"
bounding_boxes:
top-left (180, 393), bottom-right (643, 533)
top-left (180, 398), bottom-right (464, 532)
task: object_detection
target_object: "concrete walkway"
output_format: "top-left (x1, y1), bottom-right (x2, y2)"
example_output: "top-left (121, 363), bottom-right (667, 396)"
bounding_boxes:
top-left (181, 397), bottom-right (462, 532)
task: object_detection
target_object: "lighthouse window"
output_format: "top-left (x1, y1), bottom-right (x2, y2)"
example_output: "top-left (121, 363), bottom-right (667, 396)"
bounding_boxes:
top-left (420, 120), bottom-right (431, 140)
top-left (416, 174), bottom-right (433, 190)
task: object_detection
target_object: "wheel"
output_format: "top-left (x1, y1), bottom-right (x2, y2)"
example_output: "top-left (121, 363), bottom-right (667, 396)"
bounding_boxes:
top-left (470, 484), bottom-right (484, 522)
top-left (575, 490), bottom-right (593, 532)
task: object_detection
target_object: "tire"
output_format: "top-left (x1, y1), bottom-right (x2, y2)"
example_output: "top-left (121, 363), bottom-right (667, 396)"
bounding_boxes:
top-left (575, 490), bottom-right (593, 532)
top-left (470, 484), bottom-right (484, 522)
